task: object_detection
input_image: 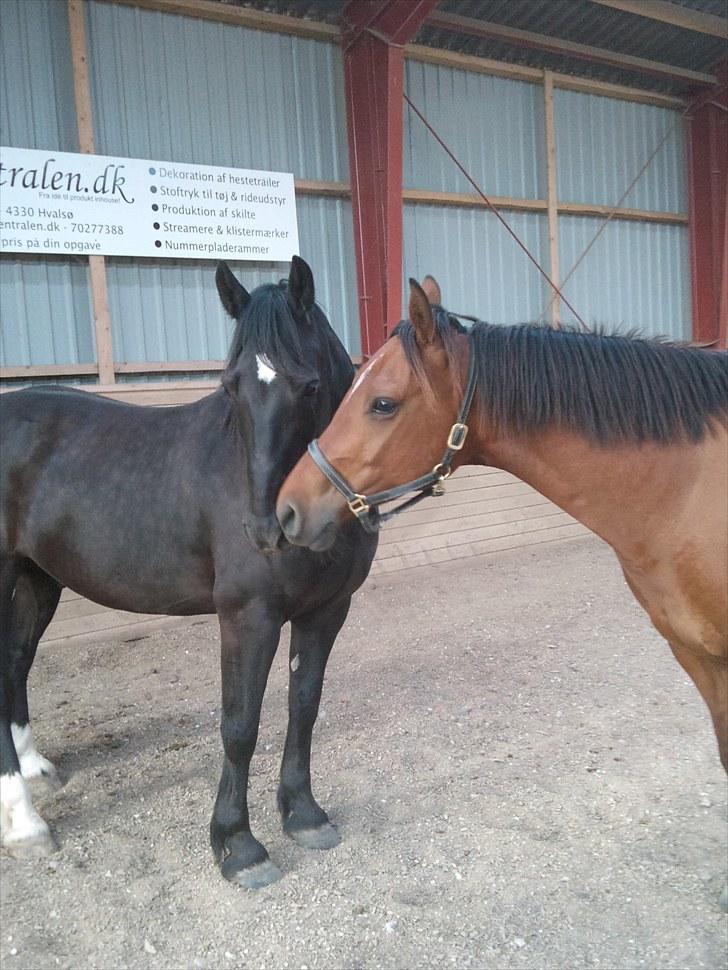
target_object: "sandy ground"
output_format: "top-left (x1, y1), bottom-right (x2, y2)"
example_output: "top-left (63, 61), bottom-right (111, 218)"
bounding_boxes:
top-left (0, 534), bottom-right (726, 970)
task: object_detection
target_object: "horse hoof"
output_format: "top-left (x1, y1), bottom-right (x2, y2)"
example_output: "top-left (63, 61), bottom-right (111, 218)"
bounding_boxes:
top-left (287, 822), bottom-right (341, 851)
top-left (222, 857), bottom-right (283, 890)
top-left (26, 769), bottom-right (63, 797)
top-left (3, 829), bottom-right (57, 860)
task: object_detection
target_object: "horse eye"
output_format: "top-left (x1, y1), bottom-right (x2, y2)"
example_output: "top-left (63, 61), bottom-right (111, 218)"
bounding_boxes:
top-left (303, 380), bottom-right (320, 397)
top-left (371, 397), bottom-right (398, 416)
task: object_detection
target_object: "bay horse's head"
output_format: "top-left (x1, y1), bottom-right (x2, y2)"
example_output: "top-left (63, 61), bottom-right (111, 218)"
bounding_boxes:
top-left (217, 256), bottom-right (354, 552)
top-left (277, 277), bottom-right (472, 551)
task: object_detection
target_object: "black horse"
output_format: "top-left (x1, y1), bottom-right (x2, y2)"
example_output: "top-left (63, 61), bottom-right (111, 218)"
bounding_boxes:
top-left (0, 256), bottom-right (377, 887)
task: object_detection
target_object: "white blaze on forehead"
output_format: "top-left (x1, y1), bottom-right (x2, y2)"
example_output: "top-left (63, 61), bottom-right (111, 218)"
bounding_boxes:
top-left (348, 354), bottom-right (385, 398)
top-left (256, 354), bottom-right (277, 384)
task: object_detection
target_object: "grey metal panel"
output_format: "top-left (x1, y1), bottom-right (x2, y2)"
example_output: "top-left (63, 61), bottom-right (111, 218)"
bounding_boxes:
top-left (296, 196), bottom-right (360, 357)
top-left (403, 204), bottom-right (548, 324)
top-left (104, 258), bottom-right (237, 365)
top-left (85, 1), bottom-right (358, 362)
top-left (0, 0), bottom-right (78, 151)
top-left (0, 257), bottom-right (95, 367)
top-left (558, 216), bottom-right (691, 340)
top-left (86, 0), bottom-right (348, 180)
top-left (404, 60), bottom-right (544, 200)
top-left (105, 196), bottom-right (359, 363)
top-left (0, 1), bottom-right (93, 369)
top-left (554, 90), bottom-right (687, 212)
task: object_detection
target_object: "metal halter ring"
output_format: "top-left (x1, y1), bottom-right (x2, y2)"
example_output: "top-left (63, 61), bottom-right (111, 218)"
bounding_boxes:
top-left (430, 462), bottom-right (453, 496)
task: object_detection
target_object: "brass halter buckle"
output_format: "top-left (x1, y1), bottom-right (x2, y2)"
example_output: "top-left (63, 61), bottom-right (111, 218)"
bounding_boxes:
top-left (447, 422), bottom-right (469, 450)
top-left (430, 462), bottom-right (453, 496)
top-left (347, 494), bottom-right (370, 516)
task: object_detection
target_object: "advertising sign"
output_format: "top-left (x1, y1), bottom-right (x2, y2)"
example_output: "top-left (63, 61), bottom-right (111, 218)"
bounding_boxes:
top-left (0, 147), bottom-right (299, 261)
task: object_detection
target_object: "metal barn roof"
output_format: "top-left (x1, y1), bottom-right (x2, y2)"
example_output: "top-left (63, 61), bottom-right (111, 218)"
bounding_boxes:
top-left (222, 0), bottom-right (727, 96)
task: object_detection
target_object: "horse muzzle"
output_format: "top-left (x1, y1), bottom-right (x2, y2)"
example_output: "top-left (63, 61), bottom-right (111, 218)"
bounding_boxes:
top-left (276, 495), bottom-right (340, 551)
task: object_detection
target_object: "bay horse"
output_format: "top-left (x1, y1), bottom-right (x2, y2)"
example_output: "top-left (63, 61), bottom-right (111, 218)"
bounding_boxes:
top-left (0, 256), bottom-right (377, 888)
top-left (277, 277), bottom-right (728, 906)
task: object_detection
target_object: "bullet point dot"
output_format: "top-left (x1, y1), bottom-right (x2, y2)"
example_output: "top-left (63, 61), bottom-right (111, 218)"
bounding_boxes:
top-left (153, 222), bottom-right (160, 230)
top-left (150, 185), bottom-right (157, 194)
top-left (154, 240), bottom-right (161, 248)
top-left (151, 203), bottom-right (159, 211)
top-left (148, 167), bottom-right (156, 175)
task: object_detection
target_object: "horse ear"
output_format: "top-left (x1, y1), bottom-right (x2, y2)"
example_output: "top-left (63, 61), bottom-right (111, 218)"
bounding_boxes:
top-left (216, 262), bottom-right (250, 319)
top-left (421, 275), bottom-right (442, 306)
top-left (408, 278), bottom-right (437, 345)
top-left (288, 255), bottom-right (315, 314)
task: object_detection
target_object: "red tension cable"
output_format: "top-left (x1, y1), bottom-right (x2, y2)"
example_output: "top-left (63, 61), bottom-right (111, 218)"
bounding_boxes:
top-left (404, 92), bottom-right (590, 331)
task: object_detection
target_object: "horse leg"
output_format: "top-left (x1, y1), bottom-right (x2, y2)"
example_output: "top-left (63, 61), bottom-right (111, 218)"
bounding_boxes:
top-left (278, 596), bottom-right (351, 850)
top-left (210, 601), bottom-right (282, 888)
top-left (669, 641), bottom-right (728, 910)
top-left (10, 564), bottom-right (63, 796)
top-left (669, 642), bottom-right (728, 771)
top-left (0, 558), bottom-right (56, 857)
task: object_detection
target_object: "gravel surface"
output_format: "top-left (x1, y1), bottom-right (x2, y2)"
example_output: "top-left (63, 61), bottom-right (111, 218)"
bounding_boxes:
top-left (1, 535), bottom-right (726, 969)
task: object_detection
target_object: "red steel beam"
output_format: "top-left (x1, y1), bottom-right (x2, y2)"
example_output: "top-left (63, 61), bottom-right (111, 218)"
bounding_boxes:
top-left (688, 63), bottom-right (728, 347)
top-left (343, 1), bottom-right (437, 357)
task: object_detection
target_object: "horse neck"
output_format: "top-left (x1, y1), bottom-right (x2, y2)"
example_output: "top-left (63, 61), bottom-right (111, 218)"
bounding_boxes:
top-left (200, 386), bottom-right (246, 462)
top-left (473, 423), bottom-right (717, 557)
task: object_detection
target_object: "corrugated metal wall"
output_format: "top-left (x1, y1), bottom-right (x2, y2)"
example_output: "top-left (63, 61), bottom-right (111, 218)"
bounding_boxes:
top-left (1, 2), bottom-right (691, 371)
top-left (86, 2), bottom-right (348, 180)
top-left (0, 0), bottom-right (94, 368)
top-left (558, 217), bottom-right (691, 338)
top-left (553, 89), bottom-right (690, 339)
top-left (403, 60), bottom-right (548, 324)
top-left (0, 0), bottom-right (78, 151)
top-left (554, 89), bottom-right (687, 212)
top-left (403, 59), bottom-right (690, 340)
top-left (1, 259), bottom-right (95, 367)
top-left (404, 60), bottom-right (544, 198)
top-left (85, 0), bottom-right (359, 360)
top-left (403, 205), bottom-right (547, 322)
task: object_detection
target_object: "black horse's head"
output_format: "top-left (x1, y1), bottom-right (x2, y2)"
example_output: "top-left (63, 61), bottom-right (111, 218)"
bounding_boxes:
top-left (216, 256), bottom-right (354, 552)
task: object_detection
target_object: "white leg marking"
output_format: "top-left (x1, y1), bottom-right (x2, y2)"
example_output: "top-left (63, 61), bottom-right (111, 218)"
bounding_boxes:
top-left (256, 354), bottom-right (277, 384)
top-left (0, 772), bottom-right (50, 845)
top-left (11, 723), bottom-right (56, 780)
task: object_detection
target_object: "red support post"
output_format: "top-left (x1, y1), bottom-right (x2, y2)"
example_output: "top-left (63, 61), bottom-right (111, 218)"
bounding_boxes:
top-left (343, 1), bottom-right (438, 358)
top-left (688, 63), bottom-right (728, 348)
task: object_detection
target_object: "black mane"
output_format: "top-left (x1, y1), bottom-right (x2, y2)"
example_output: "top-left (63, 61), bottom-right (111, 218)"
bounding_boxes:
top-left (396, 309), bottom-right (728, 444)
top-left (226, 282), bottom-right (354, 400)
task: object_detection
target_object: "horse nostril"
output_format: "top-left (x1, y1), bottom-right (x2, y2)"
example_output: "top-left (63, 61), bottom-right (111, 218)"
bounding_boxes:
top-left (277, 501), bottom-right (299, 539)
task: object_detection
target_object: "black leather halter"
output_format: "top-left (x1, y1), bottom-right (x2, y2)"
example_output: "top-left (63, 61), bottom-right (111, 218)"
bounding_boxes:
top-left (307, 332), bottom-right (478, 534)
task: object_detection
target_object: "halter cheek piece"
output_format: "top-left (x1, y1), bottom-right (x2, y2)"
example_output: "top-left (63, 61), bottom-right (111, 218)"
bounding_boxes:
top-left (307, 325), bottom-right (478, 534)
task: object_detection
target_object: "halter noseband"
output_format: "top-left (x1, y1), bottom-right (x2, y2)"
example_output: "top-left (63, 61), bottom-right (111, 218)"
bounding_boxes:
top-left (307, 326), bottom-right (478, 534)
